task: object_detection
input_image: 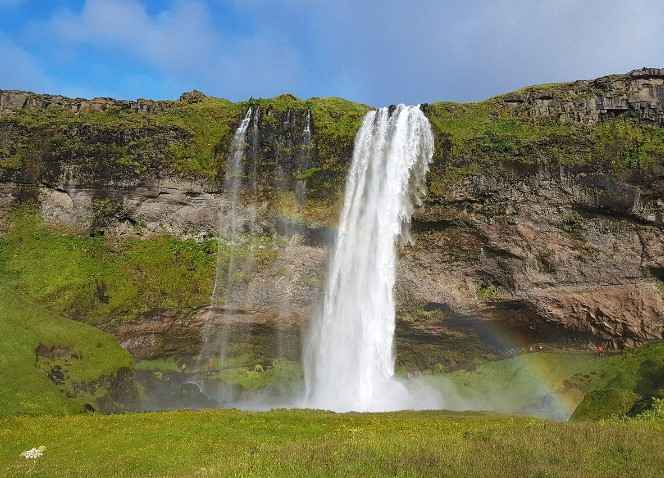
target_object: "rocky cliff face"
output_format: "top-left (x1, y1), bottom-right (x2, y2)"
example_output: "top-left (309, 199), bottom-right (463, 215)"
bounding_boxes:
top-left (0, 89), bottom-right (174, 114)
top-left (1, 70), bottom-right (663, 381)
top-left (402, 168), bottom-right (664, 349)
top-left (501, 67), bottom-right (664, 126)
top-left (407, 68), bottom-right (664, 351)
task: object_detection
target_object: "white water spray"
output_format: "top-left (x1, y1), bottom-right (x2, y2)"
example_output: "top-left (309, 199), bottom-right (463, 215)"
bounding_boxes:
top-left (295, 110), bottom-right (312, 203)
top-left (211, 107), bottom-right (253, 305)
top-left (303, 105), bottom-right (436, 412)
top-left (199, 107), bottom-right (261, 404)
top-left (210, 107), bottom-right (261, 308)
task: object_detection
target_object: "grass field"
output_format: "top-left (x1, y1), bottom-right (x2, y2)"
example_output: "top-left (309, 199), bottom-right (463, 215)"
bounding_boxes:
top-left (1, 409), bottom-right (663, 477)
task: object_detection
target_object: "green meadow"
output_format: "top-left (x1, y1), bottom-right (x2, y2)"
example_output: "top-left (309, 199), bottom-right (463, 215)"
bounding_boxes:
top-left (2, 409), bottom-right (663, 478)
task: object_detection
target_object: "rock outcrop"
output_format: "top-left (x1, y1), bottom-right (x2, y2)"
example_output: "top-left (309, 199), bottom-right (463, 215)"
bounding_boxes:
top-left (501, 68), bottom-right (664, 126)
top-left (0, 89), bottom-right (174, 114)
top-left (400, 168), bottom-right (664, 348)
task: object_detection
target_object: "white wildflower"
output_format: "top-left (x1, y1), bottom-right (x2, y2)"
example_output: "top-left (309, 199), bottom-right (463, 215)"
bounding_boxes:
top-left (20, 446), bottom-right (45, 460)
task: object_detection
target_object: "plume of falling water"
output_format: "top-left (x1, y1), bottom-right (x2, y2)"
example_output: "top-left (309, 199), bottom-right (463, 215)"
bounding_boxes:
top-left (198, 107), bottom-right (261, 404)
top-left (295, 109), bottom-right (312, 204)
top-left (303, 105), bottom-right (437, 412)
top-left (210, 107), bottom-right (253, 306)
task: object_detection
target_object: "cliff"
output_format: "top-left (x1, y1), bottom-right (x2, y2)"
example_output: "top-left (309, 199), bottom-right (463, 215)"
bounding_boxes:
top-left (1, 69), bottom-right (663, 402)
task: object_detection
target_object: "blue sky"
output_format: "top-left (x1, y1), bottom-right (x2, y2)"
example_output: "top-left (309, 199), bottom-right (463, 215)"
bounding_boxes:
top-left (1, 0), bottom-right (662, 105)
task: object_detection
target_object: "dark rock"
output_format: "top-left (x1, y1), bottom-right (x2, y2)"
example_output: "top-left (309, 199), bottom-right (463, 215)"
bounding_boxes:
top-left (500, 68), bottom-right (664, 125)
top-left (179, 90), bottom-right (207, 104)
top-left (48, 366), bottom-right (65, 385)
top-left (0, 90), bottom-right (174, 114)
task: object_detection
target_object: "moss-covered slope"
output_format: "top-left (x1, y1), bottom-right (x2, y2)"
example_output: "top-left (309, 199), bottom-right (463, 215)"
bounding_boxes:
top-left (0, 285), bottom-right (133, 416)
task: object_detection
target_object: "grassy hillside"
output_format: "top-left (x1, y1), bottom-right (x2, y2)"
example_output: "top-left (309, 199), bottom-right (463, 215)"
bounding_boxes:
top-left (426, 343), bottom-right (664, 420)
top-left (1, 409), bottom-right (663, 477)
top-left (572, 343), bottom-right (664, 420)
top-left (0, 206), bottom-right (218, 327)
top-left (2, 207), bottom-right (663, 419)
top-left (0, 284), bottom-right (132, 416)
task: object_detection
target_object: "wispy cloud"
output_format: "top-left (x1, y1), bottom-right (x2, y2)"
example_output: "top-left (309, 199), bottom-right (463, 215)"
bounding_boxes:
top-left (255, 0), bottom-right (664, 104)
top-left (47, 0), bottom-right (304, 99)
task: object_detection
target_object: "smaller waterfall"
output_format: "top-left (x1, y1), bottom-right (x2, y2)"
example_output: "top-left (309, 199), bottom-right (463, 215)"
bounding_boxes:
top-left (211, 108), bottom-right (252, 306)
top-left (211, 107), bottom-right (253, 305)
top-left (303, 105), bottom-right (438, 412)
top-left (199, 107), bottom-right (261, 404)
top-left (295, 110), bottom-right (312, 204)
top-left (210, 107), bottom-right (260, 308)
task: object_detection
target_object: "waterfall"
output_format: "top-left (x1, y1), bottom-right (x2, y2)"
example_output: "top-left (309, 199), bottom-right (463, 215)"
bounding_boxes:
top-left (199, 106), bottom-right (260, 404)
top-left (303, 105), bottom-right (435, 412)
top-left (295, 110), bottom-right (312, 204)
top-left (211, 107), bottom-right (259, 307)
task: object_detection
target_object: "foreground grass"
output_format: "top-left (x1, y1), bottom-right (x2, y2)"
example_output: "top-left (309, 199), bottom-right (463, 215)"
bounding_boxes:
top-left (1, 409), bottom-right (663, 477)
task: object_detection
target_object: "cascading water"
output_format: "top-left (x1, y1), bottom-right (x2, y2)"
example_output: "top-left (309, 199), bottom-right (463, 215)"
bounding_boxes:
top-left (199, 106), bottom-right (261, 404)
top-left (295, 110), bottom-right (312, 204)
top-left (303, 105), bottom-right (436, 412)
top-left (210, 106), bottom-right (261, 310)
top-left (210, 107), bottom-right (254, 306)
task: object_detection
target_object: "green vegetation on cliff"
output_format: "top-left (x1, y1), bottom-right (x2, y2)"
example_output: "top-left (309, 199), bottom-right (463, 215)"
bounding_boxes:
top-left (2, 410), bottom-right (663, 477)
top-left (0, 207), bottom-right (217, 326)
top-left (0, 285), bottom-right (132, 416)
top-left (0, 93), bottom-right (368, 184)
top-left (4, 81), bottom-right (662, 225)
top-left (425, 101), bottom-right (664, 196)
top-left (0, 97), bottom-right (240, 180)
top-left (0, 206), bottom-right (287, 328)
top-left (572, 342), bottom-right (664, 420)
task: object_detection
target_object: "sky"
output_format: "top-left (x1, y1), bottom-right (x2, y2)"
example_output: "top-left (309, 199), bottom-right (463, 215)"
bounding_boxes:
top-left (0, 0), bottom-right (662, 106)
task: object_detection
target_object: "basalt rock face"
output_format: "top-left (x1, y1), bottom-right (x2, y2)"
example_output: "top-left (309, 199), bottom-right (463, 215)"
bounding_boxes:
top-left (1, 69), bottom-right (663, 371)
top-left (0, 90), bottom-right (174, 114)
top-left (501, 68), bottom-right (664, 126)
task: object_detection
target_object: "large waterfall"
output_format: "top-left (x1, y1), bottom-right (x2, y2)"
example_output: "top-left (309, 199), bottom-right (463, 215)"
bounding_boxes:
top-left (303, 105), bottom-right (436, 412)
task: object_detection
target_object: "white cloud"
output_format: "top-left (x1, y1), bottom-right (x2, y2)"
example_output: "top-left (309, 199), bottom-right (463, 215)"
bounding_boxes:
top-left (16, 0), bottom-right (664, 103)
top-left (48, 0), bottom-right (304, 99)
top-left (226, 0), bottom-right (664, 104)
top-left (51, 0), bottom-right (218, 72)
